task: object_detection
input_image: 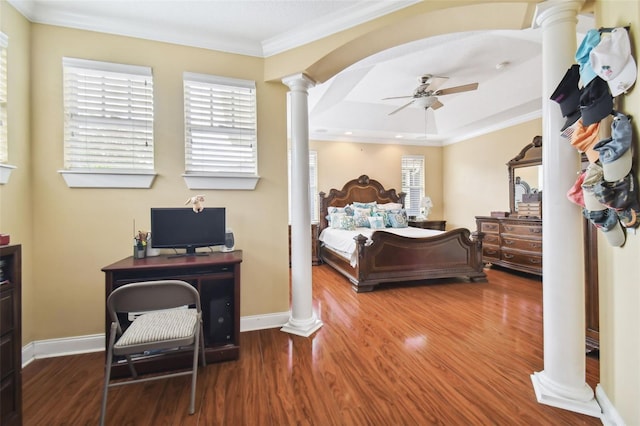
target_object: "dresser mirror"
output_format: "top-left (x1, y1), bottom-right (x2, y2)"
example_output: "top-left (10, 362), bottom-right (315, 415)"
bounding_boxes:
top-left (508, 136), bottom-right (542, 214)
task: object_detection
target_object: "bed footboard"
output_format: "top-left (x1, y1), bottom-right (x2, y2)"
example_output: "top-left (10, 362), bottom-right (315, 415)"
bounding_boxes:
top-left (321, 228), bottom-right (486, 292)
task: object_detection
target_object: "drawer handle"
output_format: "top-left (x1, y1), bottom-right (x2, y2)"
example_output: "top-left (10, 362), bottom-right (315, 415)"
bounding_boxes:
top-left (504, 239), bottom-right (514, 245)
top-left (504, 253), bottom-right (514, 259)
top-left (504, 226), bottom-right (514, 231)
top-left (530, 228), bottom-right (542, 234)
top-left (529, 243), bottom-right (541, 249)
top-left (486, 249), bottom-right (498, 255)
top-left (529, 258), bottom-right (542, 264)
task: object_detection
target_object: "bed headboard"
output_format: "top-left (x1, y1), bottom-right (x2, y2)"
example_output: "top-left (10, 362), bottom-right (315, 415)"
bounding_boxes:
top-left (318, 175), bottom-right (406, 231)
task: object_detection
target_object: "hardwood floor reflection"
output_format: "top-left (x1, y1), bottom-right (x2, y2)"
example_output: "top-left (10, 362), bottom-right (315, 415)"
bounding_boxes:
top-left (22, 265), bottom-right (601, 425)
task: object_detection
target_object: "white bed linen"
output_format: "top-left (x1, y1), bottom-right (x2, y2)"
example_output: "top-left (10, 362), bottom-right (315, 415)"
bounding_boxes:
top-left (319, 226), bottom-right (443, 267)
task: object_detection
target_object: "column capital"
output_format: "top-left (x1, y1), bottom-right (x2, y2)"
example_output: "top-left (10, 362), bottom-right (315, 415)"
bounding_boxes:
top-left (533, 0), bottom-right (585, 29)
top-left (282, 73), bottom-right (316, 91)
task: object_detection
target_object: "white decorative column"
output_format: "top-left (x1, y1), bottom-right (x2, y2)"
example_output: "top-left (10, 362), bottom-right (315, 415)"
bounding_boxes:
top-left (531, 1), bottom-right (601, 417)
top-left (281, 73), bottom-right (323, 337)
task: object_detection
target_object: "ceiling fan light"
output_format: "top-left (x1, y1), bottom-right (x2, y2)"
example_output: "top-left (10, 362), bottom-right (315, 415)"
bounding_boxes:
top-left (414, 96), bottom-right (434, 108)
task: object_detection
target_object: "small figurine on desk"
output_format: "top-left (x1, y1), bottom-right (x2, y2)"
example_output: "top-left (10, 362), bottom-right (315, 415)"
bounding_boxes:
top-left (185, 195), bottom-right (205, 213)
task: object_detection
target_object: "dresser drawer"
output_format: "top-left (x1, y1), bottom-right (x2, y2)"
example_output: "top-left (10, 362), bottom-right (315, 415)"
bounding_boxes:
top-left (482, 245), bottom-right (500, 261)
top-left (501, 236), bottom-right (542, 253)
top-left (483, 233), bottom-right (500, 245)
top-left (480, 221), bottom-right (500, 233)
top-left (501, 222), bottom-right (542, 237)
top-left (501, 249), bottom-right (542, 269)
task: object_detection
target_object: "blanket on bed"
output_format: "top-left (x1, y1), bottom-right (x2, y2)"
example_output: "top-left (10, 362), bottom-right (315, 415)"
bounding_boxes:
top-left (319, 227), bottom-right (443, 267)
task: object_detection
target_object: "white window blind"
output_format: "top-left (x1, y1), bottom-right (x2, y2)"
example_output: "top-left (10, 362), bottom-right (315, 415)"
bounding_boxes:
top-left (401, 155), bottom-right (425, 216)
top-left (0, 33), bottom-right (8, 164)
top-left (183, 72), bottom-right (257, 175)
top-left (63, 57), bottom-right (154, 171)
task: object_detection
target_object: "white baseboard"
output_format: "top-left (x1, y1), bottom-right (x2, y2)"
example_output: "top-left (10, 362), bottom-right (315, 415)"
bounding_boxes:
top-left (596, 384), bottom-right (626, 426)
top-left (22, 312), bottom-right (291, 367)
top-left (22, 334), bottom-right (104, 368)
top-left (240, 311), bottom-right (290, 332)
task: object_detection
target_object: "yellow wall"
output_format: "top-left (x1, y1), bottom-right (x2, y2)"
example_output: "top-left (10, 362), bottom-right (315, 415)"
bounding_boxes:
top-left (443, 119), bottom-right (542, 230)
top-left (311, 140), bottom-right (444, 221)
top-left (24, 22), bottom-right (292, 340)
top-left (0, 1), bottom-right (34, 343)
top-left (593, 2), bottom-right (640, 423)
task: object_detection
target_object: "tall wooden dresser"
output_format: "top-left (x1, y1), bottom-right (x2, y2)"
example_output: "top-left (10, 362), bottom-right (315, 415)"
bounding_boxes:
top-left (475, 216), bottom-right (542, 276)
top-left (0, 244), bottom-right (22, 426)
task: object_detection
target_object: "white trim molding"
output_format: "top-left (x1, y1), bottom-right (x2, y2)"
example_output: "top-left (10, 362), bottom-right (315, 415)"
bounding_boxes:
top-left (22, 312), bottom-right (289, 367)
top-left (596, 384), bottom-right (625, 426)
top-left (59, 170), bottom-right (157, 188)
top-left (0, 163), bottom-right (16, 184)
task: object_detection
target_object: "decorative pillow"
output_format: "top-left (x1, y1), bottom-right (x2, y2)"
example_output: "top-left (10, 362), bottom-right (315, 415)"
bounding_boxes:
top-left (352, 201), bottom-right (377, 212)
top-left (337, 215), bottom-right (356, 231)
top-left (387, 209), bottom-right (409, 228)
top-left (329, 212), bottom-right (345, 229)
top-left (327, 206), bottom-right (353, 226)
top-left (377, 202), bottom-right (404, 211)
top-left (352, 207), bottom-right (371, 228)
top-left (368, 216), bottom-right (386, 230)
top-left (372, 208), bottom-right (391, 227)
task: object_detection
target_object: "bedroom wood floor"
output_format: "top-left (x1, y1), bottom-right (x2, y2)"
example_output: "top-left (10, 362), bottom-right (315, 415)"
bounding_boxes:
top-left (22, 265), bottom-right (601, 425)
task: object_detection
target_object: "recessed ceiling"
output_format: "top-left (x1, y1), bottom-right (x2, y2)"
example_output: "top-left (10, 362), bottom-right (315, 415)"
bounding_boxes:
top-left (8, 0), bottom-right (595, 146)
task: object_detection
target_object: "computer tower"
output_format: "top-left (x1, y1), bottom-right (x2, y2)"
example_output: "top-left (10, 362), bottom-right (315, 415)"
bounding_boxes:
top-left (209, 295), bottom-right (233, 345)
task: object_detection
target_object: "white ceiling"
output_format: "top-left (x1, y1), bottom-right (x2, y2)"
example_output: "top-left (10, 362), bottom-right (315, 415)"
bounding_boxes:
top-left (8, 0), bottom-right (595, 146)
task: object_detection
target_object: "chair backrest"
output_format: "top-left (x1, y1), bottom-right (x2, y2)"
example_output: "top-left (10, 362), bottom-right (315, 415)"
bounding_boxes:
top-left (107, 280), bottom-right (201, 324)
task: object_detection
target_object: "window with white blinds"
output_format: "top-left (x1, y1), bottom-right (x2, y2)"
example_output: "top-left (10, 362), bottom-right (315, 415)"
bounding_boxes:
top-left (0, 32), bottom-right (8, 164)
top-left (401, 155), bottom-right (425, 216)
top-left (288, 150), bottom-right (318, 223)
top-left (183, 72), bottom-right (257, 176)
top-left (62, 57), bottom-right (154, 171)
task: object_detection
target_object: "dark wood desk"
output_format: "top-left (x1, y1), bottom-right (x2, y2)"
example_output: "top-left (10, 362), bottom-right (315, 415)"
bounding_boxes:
top-left (102, 250), bottom-right (242, 378)
top-left (408, 220), bottom-right (446, 231)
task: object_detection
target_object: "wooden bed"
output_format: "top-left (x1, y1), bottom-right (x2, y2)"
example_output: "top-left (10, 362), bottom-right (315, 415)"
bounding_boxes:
top-left (318, 175), bottom-right (486, 292)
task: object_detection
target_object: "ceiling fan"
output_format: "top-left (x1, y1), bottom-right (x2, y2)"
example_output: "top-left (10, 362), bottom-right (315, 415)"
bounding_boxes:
top-left (382, 74), bottom-right (479, 116)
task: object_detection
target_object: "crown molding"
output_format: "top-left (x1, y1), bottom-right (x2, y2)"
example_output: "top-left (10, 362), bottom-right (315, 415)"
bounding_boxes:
top-left (7, 0), bottom-right (419, 58)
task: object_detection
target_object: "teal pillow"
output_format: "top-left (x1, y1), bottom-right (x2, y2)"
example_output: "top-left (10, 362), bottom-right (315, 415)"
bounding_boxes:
top-left (368, 216), bottom-right (385, 230)
top-left (330, 213), bottom-right (356, 231)
top-left (352, 207), bottom-right (371, 228)
top-left (388, 209), bottom-right (408, 228)
top-left (352, 201), bottom-right (377, 212)
top-left (373, 208), bottom-right (391, 227)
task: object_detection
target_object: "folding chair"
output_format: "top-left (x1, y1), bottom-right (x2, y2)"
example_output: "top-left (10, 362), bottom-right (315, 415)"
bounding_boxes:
top-left (99, 280), bottom-right (206, 425)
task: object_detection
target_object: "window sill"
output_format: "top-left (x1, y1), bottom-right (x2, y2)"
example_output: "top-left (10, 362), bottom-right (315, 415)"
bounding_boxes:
top-left (0, 164), bottom-right (16, 185)
top-left (58, 170), bottom-right (157, 188)
top-left (183, 174), bottom-right (260, 190)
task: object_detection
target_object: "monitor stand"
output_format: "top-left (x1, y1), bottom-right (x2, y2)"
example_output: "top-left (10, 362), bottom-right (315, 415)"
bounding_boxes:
top-left (167, 247), bottom-right (210, 259)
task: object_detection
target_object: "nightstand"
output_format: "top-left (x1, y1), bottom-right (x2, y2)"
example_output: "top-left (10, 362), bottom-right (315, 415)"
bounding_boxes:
top-left (408, 220), bottom-right (446, 231)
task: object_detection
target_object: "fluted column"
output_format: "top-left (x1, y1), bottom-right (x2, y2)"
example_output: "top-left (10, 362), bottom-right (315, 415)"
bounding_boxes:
top-left (531, 0), bottom-right (600, 417)
top-left (281, 73), bottom-right (323, 337)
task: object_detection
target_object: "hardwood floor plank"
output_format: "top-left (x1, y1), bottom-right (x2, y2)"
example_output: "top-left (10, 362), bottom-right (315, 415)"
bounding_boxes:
top-left (22, 265), bottom-right (601, 425)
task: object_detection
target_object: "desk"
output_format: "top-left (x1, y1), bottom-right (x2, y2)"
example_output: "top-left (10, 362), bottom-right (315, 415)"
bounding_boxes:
top-left (408, 220), bottom-right (446, 231)
top-left (102, 250), bottom-right (242, 378)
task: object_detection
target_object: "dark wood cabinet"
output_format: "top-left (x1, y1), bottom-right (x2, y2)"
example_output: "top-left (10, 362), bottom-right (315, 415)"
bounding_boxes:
top-left (475, 216), bottom-right (542, 276)
top-left (408, 220), bottom-right (446, 231)
top-left (102, 251), bottom-right (242, 378)
top-left (0, 244), bottom-right (22, 426)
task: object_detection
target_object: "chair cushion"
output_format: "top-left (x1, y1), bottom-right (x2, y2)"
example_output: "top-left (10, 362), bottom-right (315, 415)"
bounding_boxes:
top-left (115, 308), bottom-right (197, 348)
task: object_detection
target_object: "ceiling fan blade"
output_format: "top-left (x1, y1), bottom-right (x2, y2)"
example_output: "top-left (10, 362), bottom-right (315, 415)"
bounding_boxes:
top-left (423, 75), bottom-right (449, 91)
top-left (434, 82), bottom-right (479, 96)
top-left (388, 100), bottom-right (415, 115)
top-left (430, 99), bottom-right (444, 110)
top-left (382, 95), bottom-right (414, 100)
